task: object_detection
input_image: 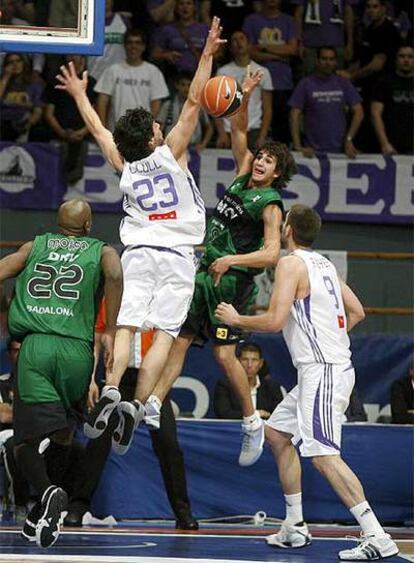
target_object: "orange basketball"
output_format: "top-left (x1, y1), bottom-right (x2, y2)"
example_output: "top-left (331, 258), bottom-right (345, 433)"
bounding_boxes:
top-left (201, 75), bottom-right (243, 118)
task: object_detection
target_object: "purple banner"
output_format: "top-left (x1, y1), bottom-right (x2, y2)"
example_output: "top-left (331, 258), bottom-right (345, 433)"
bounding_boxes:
top-left (0, 142), bottom-right (66, 209)
top-left (1, 143), bottom-right (413, 224)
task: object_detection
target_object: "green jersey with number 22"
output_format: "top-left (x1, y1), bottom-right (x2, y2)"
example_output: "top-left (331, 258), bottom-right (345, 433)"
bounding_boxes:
top-left (8, 233), bottom-right (104, 343)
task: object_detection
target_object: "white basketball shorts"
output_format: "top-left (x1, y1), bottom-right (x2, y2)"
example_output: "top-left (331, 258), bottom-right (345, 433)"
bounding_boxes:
top-left (117, 245), bottom-right (196, 337)
top-left (266, 362), bottom-right (355, 457)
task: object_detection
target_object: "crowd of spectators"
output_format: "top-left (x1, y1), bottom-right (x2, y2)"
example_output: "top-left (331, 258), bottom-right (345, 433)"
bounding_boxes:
top-left (0, 0), bottom-right (412, 184)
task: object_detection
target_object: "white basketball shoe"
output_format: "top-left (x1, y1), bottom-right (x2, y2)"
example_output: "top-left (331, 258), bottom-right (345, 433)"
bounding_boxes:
top-left (238, 419), bottom-right (264, 466)
top-left (266, 521), bottom-right (312, 548)
top-left (338, 533), bottom-right (399, 560)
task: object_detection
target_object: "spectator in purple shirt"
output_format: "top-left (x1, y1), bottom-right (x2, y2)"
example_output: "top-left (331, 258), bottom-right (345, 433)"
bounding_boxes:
top-left (289, 46), bottom-right (363, 157)
top-left (291, 0), bottom-right (355, 76)
top-left (243, 0), bottom-right (299, 144)
top-left (151, 0), bottom-right (209, 82)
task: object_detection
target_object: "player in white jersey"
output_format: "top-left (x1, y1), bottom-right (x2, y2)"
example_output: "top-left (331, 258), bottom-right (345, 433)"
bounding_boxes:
top-left (216, 205), bottom-right (398, 561)
top-left (55, 17), bottom-right (226, 454)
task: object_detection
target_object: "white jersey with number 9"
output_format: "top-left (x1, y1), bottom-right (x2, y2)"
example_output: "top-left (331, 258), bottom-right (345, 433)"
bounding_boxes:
top-left (283, 249), bottom-right (351, 367)
top-left (119, 144), bottom-right (206, 247)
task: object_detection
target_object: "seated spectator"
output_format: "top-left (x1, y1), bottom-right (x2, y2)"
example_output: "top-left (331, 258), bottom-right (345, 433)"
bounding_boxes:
top-left (0, 53), bottom-right (44, 142)
top-left (95, 28), bottom-right (169, 130)
top-left (87, 0), bottom-right (130, 82)
top-left (214, 342), bottom-right (283, 420)
top-left (151, 0), bottom-right (209, 82)
top-left (242, 0), bottom-right (299, 144)
top-left (289, 46), bottom-right (363, 157)
top-left (215, 30), bottom-right (273, 151)
top-left (158, 71), bottom-right (213, 152)
top-left (44, 55), bottom-right (97, 185)
top-left (371, 44), bottom-right (414, 155)
top-left (345, 385), bottom-right (368, 422)
top-left (391, 363), bottom-right (414, 424)
top-left (292, 0), bottom-right (355, 76)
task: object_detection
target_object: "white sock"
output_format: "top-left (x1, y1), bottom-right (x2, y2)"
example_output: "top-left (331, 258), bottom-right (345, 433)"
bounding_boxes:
top-left (284, 493), bottom-right (303, 525)
top-left (147, 394), bottom-right (162, 410)
top-left (350, 501), bottom-right (385, 537)
top-left (243, 412), bottom-right (261, 427)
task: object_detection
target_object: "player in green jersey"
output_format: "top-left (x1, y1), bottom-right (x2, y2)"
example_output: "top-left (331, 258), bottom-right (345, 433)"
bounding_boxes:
top-left (139, 71), bottom-right (297, 466)
top-left (0, 199), bottom-right (123, 548)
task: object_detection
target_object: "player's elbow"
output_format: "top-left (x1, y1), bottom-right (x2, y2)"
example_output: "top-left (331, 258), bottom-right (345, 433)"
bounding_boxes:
top-left (349, 305), bottom-right (365, 326)
top-left (357, 307), bottom-right (366, 322)
top-left (265, 315), bottom-right (283, 333)
top-left (267, 320), bottom-right (282, 332)
top-left (105, 265), bottom-right (123, 286)
top-left (263, 247), bottom-right (280, 267)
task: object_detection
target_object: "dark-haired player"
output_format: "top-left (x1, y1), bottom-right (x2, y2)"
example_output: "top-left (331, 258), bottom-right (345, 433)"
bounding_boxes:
top-left (216, 204), bottom-right (398, 561)
top-left (55, 18), bottom-right (226, 454)
top-left (146, 73), bottom-right (297, 466)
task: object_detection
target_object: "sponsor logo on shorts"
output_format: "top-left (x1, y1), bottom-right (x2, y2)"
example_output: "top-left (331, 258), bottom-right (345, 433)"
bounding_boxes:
top-left (216, 327), bottom-right (228, 339)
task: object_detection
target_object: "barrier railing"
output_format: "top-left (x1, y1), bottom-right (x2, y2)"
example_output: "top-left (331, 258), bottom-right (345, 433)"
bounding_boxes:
top-left (1, 242), bottom-right (412, 316)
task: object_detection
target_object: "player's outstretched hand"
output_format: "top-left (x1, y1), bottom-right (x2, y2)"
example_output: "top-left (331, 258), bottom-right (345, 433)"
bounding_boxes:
top-left (203, 16), bottom-right (227, 57)
top-left (215, 302), bottom-right (240, 326)
top-left (55, 60), bottom-right (88, 98)
top-left (241, 65), bottom-right (264, 97)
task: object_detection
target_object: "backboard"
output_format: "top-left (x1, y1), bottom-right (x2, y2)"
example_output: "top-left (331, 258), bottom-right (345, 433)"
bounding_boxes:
top-left (0, 0), bottom-right (104, 55)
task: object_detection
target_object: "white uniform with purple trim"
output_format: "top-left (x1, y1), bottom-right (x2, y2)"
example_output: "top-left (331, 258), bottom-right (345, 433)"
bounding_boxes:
top-left (266, 249), bottom-right (355, 456)
top-left (117, 144), bottom-right (206, 336)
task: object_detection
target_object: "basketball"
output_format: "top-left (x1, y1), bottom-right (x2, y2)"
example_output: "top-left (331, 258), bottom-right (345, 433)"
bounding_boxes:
top-left (202, 76), bottom-right (243, 118)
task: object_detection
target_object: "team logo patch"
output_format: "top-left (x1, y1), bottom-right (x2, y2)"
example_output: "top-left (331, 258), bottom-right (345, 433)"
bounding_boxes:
top-left (216, 327), bottom-right (228, 339)
top-left (337, 315), bottom-right (345, 328)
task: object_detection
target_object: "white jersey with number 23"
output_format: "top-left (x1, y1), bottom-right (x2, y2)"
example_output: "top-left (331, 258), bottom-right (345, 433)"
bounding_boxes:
top-left (119, 144), bottom-right (206, 247)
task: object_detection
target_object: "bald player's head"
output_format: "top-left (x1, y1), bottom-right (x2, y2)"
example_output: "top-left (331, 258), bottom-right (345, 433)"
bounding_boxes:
top-left (57, 199), bottom-right (92, 236)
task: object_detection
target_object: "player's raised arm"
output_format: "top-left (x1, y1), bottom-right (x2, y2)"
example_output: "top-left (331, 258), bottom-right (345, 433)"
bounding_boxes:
top-left (229, 67), bottom-right (263, 175)
top-left (165, 16), bottom-right (226, 163)
top-left (55, 62), bottom-right (124, 173)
